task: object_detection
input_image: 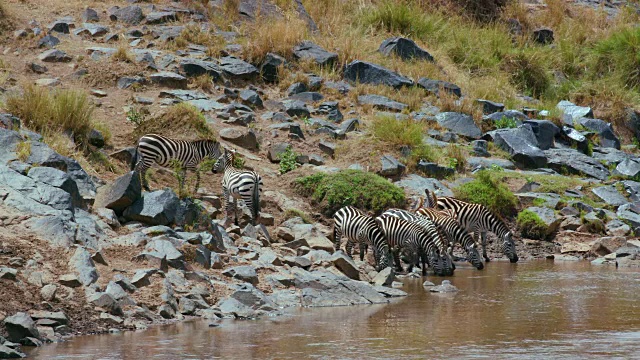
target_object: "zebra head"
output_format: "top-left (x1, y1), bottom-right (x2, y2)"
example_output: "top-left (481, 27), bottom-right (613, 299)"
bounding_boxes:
top-left (213, 148), bottom-right (234, 173)
top-left (426, 249), bottom-right (443, 276)
top-left (205, 140), bottom-right (222, 172)
top-left (439, 248), bottom-right (455, 276)
top-left (466, 243), bottom-right (484, 270)
top-left (502, 231), bottom-right (518, 263)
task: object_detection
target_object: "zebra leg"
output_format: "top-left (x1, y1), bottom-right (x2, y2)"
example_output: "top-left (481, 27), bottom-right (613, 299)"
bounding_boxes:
top-left (222, 186), bottom-right (232, 227)
top-left (359, 242), bottom-right (366, 261)
top-left (481, 232), bottom-right (490, 262)
top-left (421, 253), bottom-right (427, 277)
top-left (233, 197), bottom-right (239, 226)
top-left (392, 250), bottom-right (403, 272)
top-left (345, 239), bottom-right (354, 259)
top-left (194, 169), bottom-right (201, 194)
top-left (137, 164), bottom-right (151, 191)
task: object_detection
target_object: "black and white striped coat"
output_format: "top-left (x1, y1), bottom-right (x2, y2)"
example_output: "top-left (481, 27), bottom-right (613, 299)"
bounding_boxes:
top-left (333, 206), bottom-right (390, 271)
top-left (381, 209), bottom-right (455, 273)
top-left (423, 189), bottom-right (518, 263)
top-left (214, 148), bottom-right (263, 226)
top-left (132, 133), bottom-right (221, 192)
top-left (415, 207), bottom-right (484, 270)
top-left (374, 215), bottom-right (451, 276)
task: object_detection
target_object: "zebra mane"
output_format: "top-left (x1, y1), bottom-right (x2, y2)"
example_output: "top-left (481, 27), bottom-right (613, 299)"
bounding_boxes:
top-left (423, 188), bottom-right (438, 208)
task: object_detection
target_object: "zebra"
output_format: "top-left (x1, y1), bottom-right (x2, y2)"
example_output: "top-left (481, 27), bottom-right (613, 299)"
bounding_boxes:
top-left (213, 147), bottom-right (263, 226)
top-left (332, 206), bottom-right (390, 271)
top-left (381, 209), bottom-right (455, 273)
top-left (132, 133), bottom-right (221, 194)
top-left (414, 207), bottom-right (484, 270)
top-left (374, 215), bottom-right (452, 276)
top-left (423, 189), bottom-right (518, 263)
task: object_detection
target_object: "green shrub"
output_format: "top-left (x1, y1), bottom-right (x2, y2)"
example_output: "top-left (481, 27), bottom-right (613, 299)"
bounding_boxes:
top-left (591, 27), bottom-right (640, 89)
top-left (360, 1), bottom-right (432, 38)
top-left (370, 115), bottom-right (423, 147)
top-left (516, 209), bottom-right (549, 240)
top-left (494, 116), bottom-right (518, 129)
top-left (283, 208), bottom-right (313, 224)
top-left (294, 169), bottom-right (405, 216)
top-left (279, 146), bottom-right (299, 174)
top-left (502, 51), bottom-right (551, 98)
top-left (454, 170), bottom-right (518, 217)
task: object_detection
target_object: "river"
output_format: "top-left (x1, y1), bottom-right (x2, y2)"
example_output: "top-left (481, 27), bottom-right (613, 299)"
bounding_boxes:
top-left (27, 260), bottom-right (640, 359)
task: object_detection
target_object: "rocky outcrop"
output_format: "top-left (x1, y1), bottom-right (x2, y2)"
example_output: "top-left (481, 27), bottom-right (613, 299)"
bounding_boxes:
top-left (343, 60), bottom-right (413, 89)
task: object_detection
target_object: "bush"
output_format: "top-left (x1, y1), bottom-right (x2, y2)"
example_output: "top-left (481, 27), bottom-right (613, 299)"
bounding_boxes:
top-left (133, 103), bottom-right (215, 140)
top-left (278, 146), bottom-right (299, 174)
top-left (502, 51), bottom-right (550, 98)
top-left (360, 1), bottom-right (432, 39)
top-left (6, 85), bottom-right (96, 147)
top-left (516, 209), bottom-right (548, 240)
top-left (494, 116), bottom-right (518, 129)
top-left (370, 115), bottom-right (423, 147)
top-left (242, 15), bottom-right (308, 63)
top-left (454, 170), bottom-right (518, 217)
top-left (591, 27), bottom-right (640, 90)
top-left (445, 143), bottom-right (466, 172)
top-left (294, 170), bottom-right (405, 216)
top-left (112, 46), bottom-right (133, 63)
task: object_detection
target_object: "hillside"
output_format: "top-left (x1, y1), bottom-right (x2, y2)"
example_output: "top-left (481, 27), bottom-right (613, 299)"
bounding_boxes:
top-left (1, 0), bottom-right (640, 356)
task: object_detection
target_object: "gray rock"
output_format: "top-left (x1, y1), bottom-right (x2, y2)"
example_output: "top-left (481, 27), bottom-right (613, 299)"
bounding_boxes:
top-left (287, 82), bottom-right (308, 96)
top-left (527, 206), bottom-right (562, 235)
top-left (130, 269), bottom-right (156, 288)
top-left (158, 90), bottom-right (208, 102)
top-left (38, 49), bottom-right (71, 62)
top-left (493, 126), bottom-right (547, 169)
top-left (267, 142), bottom-right (292, 163)
top-left (617, 202), bottom-right (640, 233)
top-left (357, 94), bottom-right (407, 112)
top-left (309, 154), bottom-right (324, 166)
top-left (68, 247), bottom-right (98, 286)
top-left (117, 76), bottom-right (146, 90)
top-left (471, 140), bottom-right (490, 157)
top-left (3, 313), bottom-right (39, 342)
top-left (109, 5), bottom-right (144, 25)
top-left (374, 286), bottom-right (407, 297)
top-left (82, 8), bottom-right (99, 22)
top-left (331, 252), bottom-right (360, 280)
top-left (436, 112), bottom-right (482, 139)
top-left (239, 89), bottom-right (263, 108)
top-left (416, 161), bottom-right (454, 178)
top-left (258, 248), bottom-right (282, 266)
top-left (282, 100), bottom-right (310, 118)
top-left (379, 37), bottom-right (434, 61)
top-left (0, 267), bottom-right (17, 281)
top-left (372, 267), bottom-right (394, 286)
top-left (344, 60), bottom-right (413, 89)
top-left (290, 92), bottom-right (323, 104)
top-left (37, 35), bottom-right (60, 49)
top-left (123, 189), bottom-right (179, 226)
top-left (621, 180), bottom-right (640, 202)
top-left (58, 274), bottom-right (82, 287)
top-left (40, 284), bottom-right (57, 302)
top-left (324, 80), bottom-right (352, 94)
top-left (476, 99), bottom-right (505, 114)
top-left (260, 53), bottom-right (286, 83)
top-left (146, 11), bottom-right (178, 25)
top-left (395, 174), bottom-right (453, 197)
top-left (0, 344), bottom-right (25, 358)
top-left (557, 100), bottom-right (593, 122)
top-left (219, 56), bottom-right (258, 80)
top-left (339, 118), bottom-right (359, 133)
top-left (379, 154), bottom-right (406, 177)
top-left (416, 78), bottom-right (461, 97)
top-left (544, 148), bottom-right (609, 180)
top-left (140, 239), bottom-right (184, 269)
top-left (578, 118), bottom-right (620, 149)
top-left (533, 27), bottom-right (554, 44)
top-left (149, 71), bottom-right (187, 89)
top-left (429, 280), bottom-right (458, 293)
top-left (615, 159), bottom-right (640, 178)
top-left (222, 265), bottom-right (258, 285)
top-left (283, 256), bottom-right (312, 269)
top-left (522, 120), bottom-right (560, 150)
top-left (179, 59), bottom-right (222, 80)
top-left (219, 128), bottom-right (259, 151)
top-left (87, 292), bottom-right (122, 316)
top-left (293, 41), bottom-right (338, 66)
top-left (318, 140), bottom-right (336, 158)
top-left (94, 171), bottom-right (141, 215)
top-left (29, 311), bottom-right (68, 326)
top-left (592, 185), bottom-right (628, 207)
top-left (76, 23), bottom-right (109, 37)
top-left (48, 20), bottom-right (69, 34)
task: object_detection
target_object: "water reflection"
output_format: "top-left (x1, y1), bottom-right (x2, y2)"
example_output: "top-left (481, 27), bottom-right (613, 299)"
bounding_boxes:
top-left (28, 261), bottom-right (640, 359)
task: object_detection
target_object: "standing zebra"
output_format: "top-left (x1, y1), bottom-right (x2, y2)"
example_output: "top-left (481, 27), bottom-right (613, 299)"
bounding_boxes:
top-left (414, 207), bottom-right (484, 270)
top-left (213, 148), bottom-right (263, 226)
top-left (381, 209), bottom-right (455, 274)
top-left (132, 133), bottom-right (221, 194)
top-left (423, 189), bottom-right (518, 263)
top-left (333, 206), bottom-right (390, 271)
top-left (374, 215), bottom-right (451, 276)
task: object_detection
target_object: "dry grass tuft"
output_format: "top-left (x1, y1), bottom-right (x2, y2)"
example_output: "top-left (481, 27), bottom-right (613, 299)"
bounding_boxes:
top-left (111, 45), bottom-right (133, 63)
top-left (242, 14), bottom-right (308, 63)
top-left (369, 114), bottom-right (423, 147)
top-left (16, 141), bottom-right (31, 162)
top-left (133, 103), bottom-right (216, 141)
top-left (190, 74), bottom-right (215, 93)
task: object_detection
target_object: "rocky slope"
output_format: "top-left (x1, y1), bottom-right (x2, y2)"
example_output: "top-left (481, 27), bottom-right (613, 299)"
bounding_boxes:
top-left (1, 0), bottom-right (640, 357)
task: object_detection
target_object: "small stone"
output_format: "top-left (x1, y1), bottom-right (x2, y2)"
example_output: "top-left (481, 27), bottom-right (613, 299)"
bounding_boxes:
top-left (40, 284), bottom-right (58, 302)
top-left (58, 274), bottom-right (82, 288)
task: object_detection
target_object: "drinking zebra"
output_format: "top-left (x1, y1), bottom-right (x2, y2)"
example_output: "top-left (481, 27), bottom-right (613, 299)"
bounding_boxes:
top-left (332, 206), bottom-right (390, 271)
top-left (374, 215), bottom-right (451, 276)
top-left (381, 209), bottom-right (455, 274)
top-left (423, 189), bottom-right (518, 263)
top-left (414, 207), bottom-right (484, 270)
top-left (213, 148), bottom-right (263, 226)
top-left (132, 133), bottom-right (221, 193)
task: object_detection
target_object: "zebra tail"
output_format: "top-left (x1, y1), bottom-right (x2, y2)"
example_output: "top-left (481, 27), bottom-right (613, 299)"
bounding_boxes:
top-left (130, 147), bottom-right (139, 171)
top-left (251, 178), bottom-right (261, 225)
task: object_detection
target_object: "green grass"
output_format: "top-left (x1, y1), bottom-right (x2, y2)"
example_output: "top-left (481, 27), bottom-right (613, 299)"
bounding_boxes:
top-left (370, 115), bottom-right (423, 147)
top-left (294, 169), bottom-right (405, 216)
top-left (16, 140), bottom-right (31, 162)
top-left (279, 146), bottom-right (299, 174)
top-left (283, 208), bottom-right (313, 224)
top-left (494, 115), bottom-right (518, 129)
top-left (516, 209), bottom-right (549, 240)
top-left (454, 170), bottom-right (518, 218)
top-left (591, 27), bottom-right (640, 90)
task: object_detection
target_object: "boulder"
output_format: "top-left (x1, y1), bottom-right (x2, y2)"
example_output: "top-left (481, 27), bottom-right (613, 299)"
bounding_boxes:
top-left (616, 202), bottom-right (640, 233)
top-left (238, 89), bottom-right (263, 108)
top-left (592, 185), bottom-right (628, 207)
top-left (287, 82), bottom-right (308, 96)
top-left (109, 5), bottom-right (144, 25)
top-left (145, 11), bottom-right (178, 24)
top-left (330, 252), bottom-right (360, 280)
top-left (222, 265), bottom-right (258, 285)
top-left (219, 128), bottom-right (259, 151)
top-left (48, 20), bottom-right (70, 34)
top-left (0, 267), bottom-right (17, 281)
top-left (614, 159), bottom-right (640, 178)
top-left (68, 247), bottom-right (98, 286)
top-left (75, 23), bottom-right (109, 37)
top-left (394, 174), bottom-right (453, 197)
top-left (416, 78), bottom-right (461, 97)
top-left (117, 76), bottom-right (146, 90)
top-left (357, 95), bottom-right (407, 112)
top-left (219, 56), bottom-right (258, 80)
top-left (87, 292), bottom-right (122, 316)
top-left (179, 59), bottom-right (222, 80)
top-left (3, 313), bottom-right (39, 342)
top-left (544, 148), bottom-right (610, 180)
top-left (0, 344), bottom-right (25, 358)
top-left (532, 27), bottom-right (554, 44)
top-left (429, 280), bottom-right (458, 293)
top-left (605, 219), bottom-right (631, 237)
top-left (38, 49), bottom-right (71, 63)
top-left (82, 8), bottom-right (100, 22)
top-left (267, 143), bottom-right (290, 163)
top-left (577, 118), bottom-right (620, 149)
top-left (522, 120), bottom-right (560, 150)
top-left (467, 157), bottom-right (516, 171)
top-left (492, 126), bottom-right (547, 169)
top-left (37, 35), bottom-right (60, 49)
top-left (379, 37), bottom-right (434, 61)
top-left (123, 189), bottom-right (179, 226)
top-left (379, 154), bottom-right (406, 177)
top-left (289, 92), bottom-right (323, 104)
top-left (343, 60), bottom-right (413, 89)
top-left (620, 180), bottom-right (640, 202)
top-left (476, 99), bottom-right (505, 114)
top-left (149, 71), bottom-right (187, 89)
top-left (260, 53), bottom-right (286, 83)
top-left (317, 101), bottom-right (343, 122)
top-left (557, 100), bottom-right (593, 122)
top-left (526, 206), bottom-right (562, 235)
top-left (292, 41), bottom-right (338, 66)
top-left (372, 267), bottom-right (394, 286)
top-left (318, 140), bottom-right (336, 158)
top-left (94, 171), bottom-right (142, 215)
top-left (282, 100), bottom-right (310, 118)
top-left (435, 112), bottom-right (482, 139)
top-left (416, 161), bottom-right (454, 179)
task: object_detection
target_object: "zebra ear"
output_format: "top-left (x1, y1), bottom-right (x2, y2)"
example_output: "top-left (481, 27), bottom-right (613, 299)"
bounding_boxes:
top-left (374, 216), bottom-right (384, 229)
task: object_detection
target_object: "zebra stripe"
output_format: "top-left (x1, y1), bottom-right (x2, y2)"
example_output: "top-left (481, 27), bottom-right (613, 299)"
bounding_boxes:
top-left (133, 133), bottom-right (221, 192)
top-left (381, 209), bottom-right (455, 273)
top-left (423, 189), bottom-right (518, 263)
top-left (374, 215), bottom-right (451, 277)
top-left (415, 207), bottom-right (484, 270)
top-left (332, 206), bottom-right (390, 271)
top-left (214, 148), bottom-right (263, 226)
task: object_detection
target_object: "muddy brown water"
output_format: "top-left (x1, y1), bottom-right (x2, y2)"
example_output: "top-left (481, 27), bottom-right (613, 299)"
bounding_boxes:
top-left (27, 261), bottom-right (640, 359)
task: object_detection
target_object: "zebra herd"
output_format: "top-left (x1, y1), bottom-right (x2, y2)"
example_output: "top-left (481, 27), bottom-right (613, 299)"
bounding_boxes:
top-left (131, 134), bottom-right (263, 227)
top-left (333, 190), bottom-right (518, 277)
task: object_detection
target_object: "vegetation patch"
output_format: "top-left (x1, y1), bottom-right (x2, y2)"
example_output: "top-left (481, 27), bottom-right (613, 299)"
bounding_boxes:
top-left (294, 169), bottom-right (405, 216)
top-left (283, 208), bottom-right (313, 224)
top-left (16, 141), bottom-right (31, 162)
top-left (494, 116), bottom-right (518, 129)
top-left (370, 115), bottom-right (423, 148)
top-left (516, 209), bottom-right (549, 240)
top-left (278, 146), bottom-right (299, 174)
top-left (132, 103), bottom-right (215, 141)
top-left (242, 14), bottom-right (308, 63)
top-left (454, 170), bottom-right (518, 218)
